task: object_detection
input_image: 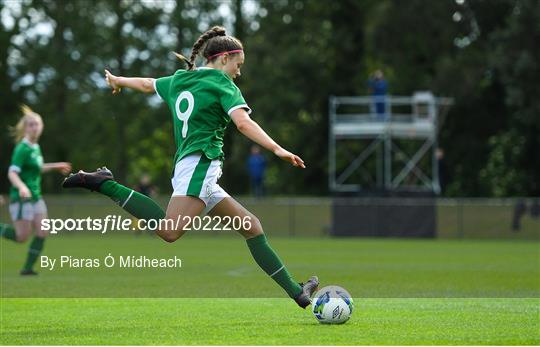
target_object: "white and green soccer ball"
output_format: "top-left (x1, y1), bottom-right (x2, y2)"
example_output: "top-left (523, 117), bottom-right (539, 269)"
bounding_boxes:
top-left (312, 285), bottom-right (354, 324)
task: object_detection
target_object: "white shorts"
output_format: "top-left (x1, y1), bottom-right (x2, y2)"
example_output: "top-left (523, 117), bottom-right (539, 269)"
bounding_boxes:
top-left (9, 199), bottom-right (48, 221)
top-left (171, 153), bottom-right (230, 215)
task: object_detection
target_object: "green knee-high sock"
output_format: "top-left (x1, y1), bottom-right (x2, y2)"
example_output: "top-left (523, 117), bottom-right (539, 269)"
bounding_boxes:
top-left (0, 223), bottom-right (17, 241)
top-left (246, 234), bottom-right (302, 298)
top-left (99, 181), bottom-right (165, 220)
top-left (22, 236), bottom-right (45, 271)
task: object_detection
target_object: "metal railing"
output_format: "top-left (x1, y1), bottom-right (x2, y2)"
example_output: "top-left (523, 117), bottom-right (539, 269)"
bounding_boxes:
top-left (329, 94), bottom-right (453, 194)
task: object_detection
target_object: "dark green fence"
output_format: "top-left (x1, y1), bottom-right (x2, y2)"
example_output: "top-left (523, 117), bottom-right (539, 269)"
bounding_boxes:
top-left (1, 195), bottom-right (538, 239)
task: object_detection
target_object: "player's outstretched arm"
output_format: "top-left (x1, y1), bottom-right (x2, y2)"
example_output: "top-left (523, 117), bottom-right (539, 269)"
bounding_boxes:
top-left (231, 109), bottom-right (305, 169)
top-left (104, 69), bottom-right (155, 94)
top-left (42, 162), bottom-right (71, 175)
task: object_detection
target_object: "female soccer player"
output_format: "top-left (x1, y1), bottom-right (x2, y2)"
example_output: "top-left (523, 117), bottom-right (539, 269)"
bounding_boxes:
top-left (0, 105), bottom-right (71, 275)
top-left (63, 26), bottom-right (318, 308)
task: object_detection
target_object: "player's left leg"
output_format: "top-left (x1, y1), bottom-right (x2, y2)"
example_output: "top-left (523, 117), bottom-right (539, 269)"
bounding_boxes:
top-left (2, 200), bottom-right (35, 244)
top-left (0, 223), bottom-right (17, 241)
top-left (2, 201), bottom-right (31, 242)
top-left (207, 196), bottom-right (318, 308)
top-left (20, 200), bottom-right (48, 275)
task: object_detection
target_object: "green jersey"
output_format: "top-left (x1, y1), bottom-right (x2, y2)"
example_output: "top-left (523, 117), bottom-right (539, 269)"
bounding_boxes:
top-left (154, 67), bottom-right (251, 165)
top-left (9, 138), bottom-right (43, 201)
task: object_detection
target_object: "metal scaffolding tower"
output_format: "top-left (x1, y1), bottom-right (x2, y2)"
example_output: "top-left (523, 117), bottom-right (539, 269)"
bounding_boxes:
top-left (329, 92), bottom-right (453, 194)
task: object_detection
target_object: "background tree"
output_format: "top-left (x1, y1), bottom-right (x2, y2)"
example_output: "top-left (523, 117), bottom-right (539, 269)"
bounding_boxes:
top-left (1, 0), bottom-right (538, 197)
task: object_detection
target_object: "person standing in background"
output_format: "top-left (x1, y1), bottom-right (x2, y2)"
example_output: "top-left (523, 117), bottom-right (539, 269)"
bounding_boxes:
top-left (135, 173), bottom-right (158, 198)
top-left (247, 145), bottom-right (266, 198)
top-left (367, 70), bottom-right (388, 121)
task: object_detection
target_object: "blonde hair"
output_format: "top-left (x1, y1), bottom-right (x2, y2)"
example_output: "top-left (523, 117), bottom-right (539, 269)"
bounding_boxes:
top-left (9, 104), bottom-right (43, 143)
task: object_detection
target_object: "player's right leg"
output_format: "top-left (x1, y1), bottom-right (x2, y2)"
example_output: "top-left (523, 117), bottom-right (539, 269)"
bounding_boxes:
top-left (62, 167), bottom-right (165, 222)
top-left (61, 167), bottom-right (205, 242)
top-left (156, 196), bottom-right (205, 242)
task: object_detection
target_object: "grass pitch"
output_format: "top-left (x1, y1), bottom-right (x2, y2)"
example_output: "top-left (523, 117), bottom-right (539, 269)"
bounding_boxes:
top-left (1, 235), bottom-right (539, 344)
top-left (1, 298), bottom-right (538, 345)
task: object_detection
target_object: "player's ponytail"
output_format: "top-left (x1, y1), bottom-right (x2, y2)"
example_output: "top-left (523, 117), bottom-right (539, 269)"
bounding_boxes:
top-left (175, 26), bottom-right (243, 70)
top-left (173, 51), bottom-right (192, 69)
top-left (9, 104), bottom-right (42, 143)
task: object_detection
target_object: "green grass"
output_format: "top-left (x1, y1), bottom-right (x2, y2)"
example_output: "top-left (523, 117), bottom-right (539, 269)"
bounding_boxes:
top-left (1, 235), bottom-right (539, 344)
top-left (1, 235), bottom-right (539, 297)
top-left (1, 298), bottom-right (538, 345)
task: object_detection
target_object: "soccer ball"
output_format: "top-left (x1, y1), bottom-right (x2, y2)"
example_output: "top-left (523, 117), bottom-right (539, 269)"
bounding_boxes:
top-left (312, 285), bottom-right (354, 324)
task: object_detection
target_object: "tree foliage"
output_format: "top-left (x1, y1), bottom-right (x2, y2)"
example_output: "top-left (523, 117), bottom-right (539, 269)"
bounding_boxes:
top-left (1, 0), bottom-right (537, 197)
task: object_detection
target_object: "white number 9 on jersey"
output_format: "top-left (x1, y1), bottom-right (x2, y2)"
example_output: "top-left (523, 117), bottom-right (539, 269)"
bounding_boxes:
top-left (175, 91), bottom-right (195, 138)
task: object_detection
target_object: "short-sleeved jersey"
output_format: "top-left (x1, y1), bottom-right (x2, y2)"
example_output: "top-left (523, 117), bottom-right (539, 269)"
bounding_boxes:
top-left (9, 138), bottom-right (43, 201)
top-left (154, 67), bottom-right (251, 165)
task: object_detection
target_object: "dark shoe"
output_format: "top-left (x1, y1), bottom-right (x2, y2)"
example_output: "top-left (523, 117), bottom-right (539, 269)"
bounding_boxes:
top-left (294, 275), bottom-right (319, 308)
top-left (62, 167), bottom-right (114, 191)
top-left (20, 269), bottom-right (38, 276)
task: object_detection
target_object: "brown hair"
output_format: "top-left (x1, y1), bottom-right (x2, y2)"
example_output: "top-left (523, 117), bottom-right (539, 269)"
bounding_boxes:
top-left (174, 26), bottom-right (243, 70)
top-left (9, 104), bottom-right (43, 143)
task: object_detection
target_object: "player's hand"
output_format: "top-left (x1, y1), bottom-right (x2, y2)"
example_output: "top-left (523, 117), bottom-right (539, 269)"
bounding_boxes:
top-left (57, 162), bottom-right (72, 175)
top-left (274, 147), bottom-right (306, 169)
top-left (105, 69), bottom-right (122, 94)
top-left (18, 185), bottom-right (31, 199)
